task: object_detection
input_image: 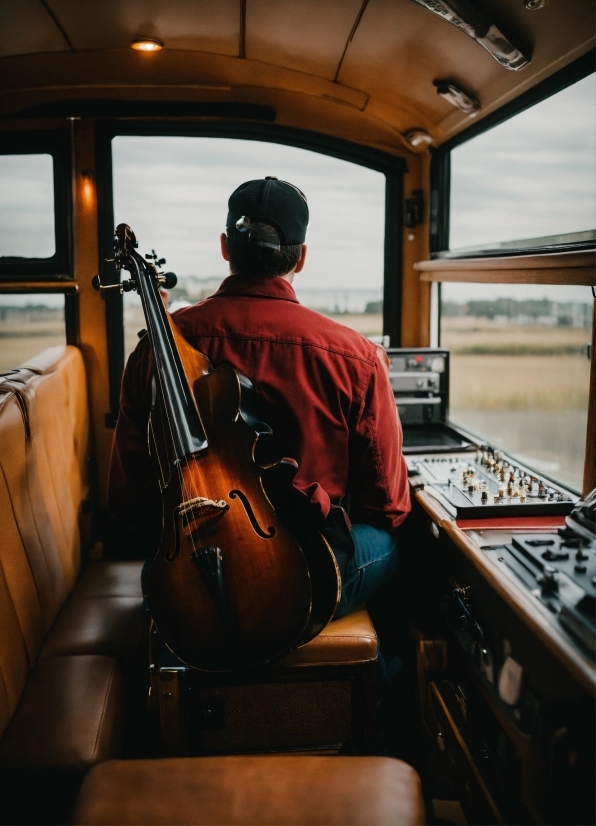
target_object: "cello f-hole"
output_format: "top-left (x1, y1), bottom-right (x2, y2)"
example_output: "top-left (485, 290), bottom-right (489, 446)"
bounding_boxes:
top-left (229, 489), bottom-right (276, 539)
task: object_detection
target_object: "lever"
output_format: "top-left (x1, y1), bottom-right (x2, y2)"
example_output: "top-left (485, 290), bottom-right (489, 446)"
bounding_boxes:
top-left (92, 274), bottom-right (136, 294)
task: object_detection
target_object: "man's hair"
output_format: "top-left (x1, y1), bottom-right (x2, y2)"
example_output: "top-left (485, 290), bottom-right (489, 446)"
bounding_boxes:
top-left (226, 223), bottom-right (302, 279)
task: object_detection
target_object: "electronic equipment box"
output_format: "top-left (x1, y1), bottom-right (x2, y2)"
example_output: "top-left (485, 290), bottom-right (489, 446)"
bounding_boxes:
top-left (387, 347), bottom-right (478, 454)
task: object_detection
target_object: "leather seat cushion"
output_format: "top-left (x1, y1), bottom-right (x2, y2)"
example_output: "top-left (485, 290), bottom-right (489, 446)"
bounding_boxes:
top-left (39, 595), bottom-right (145, 664)
top-left (74, 561), bottom-right (144, 599)
top-left (73, 755), bottom-right (425, 825)
top-left (279, 605), bottom-right (378, 667)
top-left (0, 655), bottom-right (123, 773)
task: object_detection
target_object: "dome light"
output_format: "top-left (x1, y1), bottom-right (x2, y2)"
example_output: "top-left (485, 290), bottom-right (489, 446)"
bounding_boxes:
top-left (131, 38), bottom-right (164, 52)
top-left (434, 80), bottom-right (480, 115)
top-left (404, 130), bottom-right (434, 148)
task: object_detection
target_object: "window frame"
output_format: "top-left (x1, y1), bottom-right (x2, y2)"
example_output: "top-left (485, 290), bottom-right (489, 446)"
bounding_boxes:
top-left (96, 120), bottom-right (406, 424)
top-left (430, 49), bottom-right (596, 259)
top-left (0, 129), bottom-right (73, 279)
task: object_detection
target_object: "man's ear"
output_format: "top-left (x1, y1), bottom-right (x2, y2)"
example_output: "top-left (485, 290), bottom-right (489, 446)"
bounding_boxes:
top-left (294, 244), bottom-right (307, 273)
top-left (220, 232), bottom-right (230, 262)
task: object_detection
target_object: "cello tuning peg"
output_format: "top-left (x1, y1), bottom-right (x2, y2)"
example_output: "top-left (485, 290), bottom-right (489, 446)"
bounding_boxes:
top-left (145, 253), bottom-right (154, 260)
top-left (159, 272), bottom-right (178, 289)
top-left (158, 258), bottom-right (166, 266)
top-left (122, 279), bottom-right (136, 292)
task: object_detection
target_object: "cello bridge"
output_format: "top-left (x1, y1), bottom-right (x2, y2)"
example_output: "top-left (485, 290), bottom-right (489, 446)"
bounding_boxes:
top-left (177, 496), bottom-right (229, 540)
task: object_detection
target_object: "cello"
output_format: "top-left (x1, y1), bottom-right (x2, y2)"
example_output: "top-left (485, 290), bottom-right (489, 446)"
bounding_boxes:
top-left (97, 224), bottom-right (340, 671)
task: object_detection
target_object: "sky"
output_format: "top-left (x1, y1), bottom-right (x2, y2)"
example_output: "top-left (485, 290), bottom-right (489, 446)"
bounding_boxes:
top-left (0, 153), bottom-right (55, 259)
top-left (0, 73), bottom-right (594, 310)
top-left (450, 73), bottom-right (596, 251)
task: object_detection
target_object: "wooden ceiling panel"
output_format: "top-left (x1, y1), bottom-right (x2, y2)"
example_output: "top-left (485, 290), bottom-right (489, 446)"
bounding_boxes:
top-left (339, 0), bottom-right (595, 137)
top-left (245, 0), bottom-right (363, 80)
top-left (0, 0), bottom-right (69, 57)
top-left (338, 0), bottom-right (508, 128)
top-left (45, 0), bottom-right (240, 55)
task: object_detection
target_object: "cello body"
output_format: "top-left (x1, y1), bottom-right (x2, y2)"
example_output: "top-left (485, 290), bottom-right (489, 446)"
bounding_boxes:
top-left (110, 224), bottom-right (340, 671)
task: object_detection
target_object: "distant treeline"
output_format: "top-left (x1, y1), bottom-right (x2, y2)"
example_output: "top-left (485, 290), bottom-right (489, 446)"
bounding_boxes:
top-left (442, 298), bottom-right (589, 323)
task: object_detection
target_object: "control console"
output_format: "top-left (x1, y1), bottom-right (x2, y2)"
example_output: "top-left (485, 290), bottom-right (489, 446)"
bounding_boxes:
top-left (408, 450), bottom-right (578, 518)
top-left (482, 489), bottom-right (596, 655)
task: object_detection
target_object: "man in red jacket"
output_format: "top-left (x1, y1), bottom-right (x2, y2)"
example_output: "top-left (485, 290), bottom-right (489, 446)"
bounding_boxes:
top-left (108, 177), bottom-right (410, 618)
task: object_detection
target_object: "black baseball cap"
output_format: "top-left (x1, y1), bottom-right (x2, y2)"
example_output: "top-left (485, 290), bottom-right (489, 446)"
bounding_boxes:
top-left (226, 176), bottom-right (309, 245)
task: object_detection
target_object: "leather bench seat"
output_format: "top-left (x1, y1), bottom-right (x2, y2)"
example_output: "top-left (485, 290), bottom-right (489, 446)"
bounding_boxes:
top-left (0, 656), bottom-right (123, 773)
top-left (74, 560), bottom-right (144, 599)
top-left (40, 592), bottom-right (146, 665)
top-left (0, 347), bottom-right (145, 822)
top-left (73, 756), bottom-right (425, 825)
top-left (279, 605), bottom-right (378, 668)
top-left (39, 559), bottom-right (145, 665)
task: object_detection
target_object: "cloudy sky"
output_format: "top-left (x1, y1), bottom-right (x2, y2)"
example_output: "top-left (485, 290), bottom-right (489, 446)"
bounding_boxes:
top-left (450, 73), bottom-right (595, 252)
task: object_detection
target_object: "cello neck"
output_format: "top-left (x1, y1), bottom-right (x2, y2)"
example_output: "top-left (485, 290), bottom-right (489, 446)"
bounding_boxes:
top-left (123, 235), bottom-right (208, 459)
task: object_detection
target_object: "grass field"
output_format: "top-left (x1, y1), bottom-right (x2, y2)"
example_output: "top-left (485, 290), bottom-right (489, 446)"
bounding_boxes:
top-left (0, 319), bottom-right (65, 373)
top-left (441, 315), bottom-right (589, 355)
top-left (442, 316), bottom-right (592, 490)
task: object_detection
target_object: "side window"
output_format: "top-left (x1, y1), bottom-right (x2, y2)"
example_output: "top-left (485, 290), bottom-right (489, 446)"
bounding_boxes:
top-left (111, 137), bottom-right (387, 359)
top-left (440, 283), bottom-right (593, 492)
top-left (0, 293), bottom-right (66, 374)
top-left (449, 73), bottom-right (595, 254)
top-left (436, 71), bottom-right (595, 493)
top-left (0, 154), bottom-right (55, 259)
top-left (0, 131), bottom-right (72, 278)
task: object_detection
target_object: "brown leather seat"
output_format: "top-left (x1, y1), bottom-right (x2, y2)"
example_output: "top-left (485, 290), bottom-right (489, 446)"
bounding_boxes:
top-left (279, 605), bottom-right (378, 667)
top-left (0, 656), bottom-right (123, 772)
top-left (73, 756), bottom-right (425, 825)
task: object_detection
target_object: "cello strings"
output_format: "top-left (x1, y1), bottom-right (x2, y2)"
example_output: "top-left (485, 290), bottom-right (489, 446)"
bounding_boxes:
top-left (137, 252), bottom-right (209, 558)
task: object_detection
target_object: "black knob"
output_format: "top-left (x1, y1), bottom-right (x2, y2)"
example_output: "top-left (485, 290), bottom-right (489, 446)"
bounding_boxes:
top-left (91, 275), bottom-right (101, 291)
top-left (537, 565), bottom-right (559, 592)
top-left (162, 272), bottom-right (178, 289)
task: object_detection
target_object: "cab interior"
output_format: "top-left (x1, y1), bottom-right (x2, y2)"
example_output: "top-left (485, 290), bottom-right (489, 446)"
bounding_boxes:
top-left (0, 1), bottom-right (594, 824)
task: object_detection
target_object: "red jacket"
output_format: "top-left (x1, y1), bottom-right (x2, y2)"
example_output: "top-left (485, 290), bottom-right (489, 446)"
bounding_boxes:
top-left (108, 274), bottom-right (410, 543)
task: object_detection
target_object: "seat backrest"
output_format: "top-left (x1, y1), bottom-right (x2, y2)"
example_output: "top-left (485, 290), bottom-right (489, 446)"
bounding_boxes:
top-left (20, 346), bottom-right (91, 595)
top-left (0, 390), bottom-right (45, 740)
top-left (0, 346), bottom-right (91, 739)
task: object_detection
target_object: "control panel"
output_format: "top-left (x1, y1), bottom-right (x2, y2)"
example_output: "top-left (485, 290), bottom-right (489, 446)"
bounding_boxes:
top-left (408, 450), bottom-right (578, 518)
top-left (481, 490), bottom-right (596, 655)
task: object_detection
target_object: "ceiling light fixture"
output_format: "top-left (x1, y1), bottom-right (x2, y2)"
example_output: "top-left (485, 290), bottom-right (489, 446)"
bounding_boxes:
top-left (434, 80), bottom-right (480, 114)
top-left (404, 129), bottom-right (434, 148)
top-left (409, 0), bottom-right (529, 70)
top-left (131, 37), bottom-right (164, 52)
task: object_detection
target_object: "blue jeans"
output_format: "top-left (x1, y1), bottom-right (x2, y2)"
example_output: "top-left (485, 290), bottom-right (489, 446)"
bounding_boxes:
top-left (333, 523), bottom-right (399, 619)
